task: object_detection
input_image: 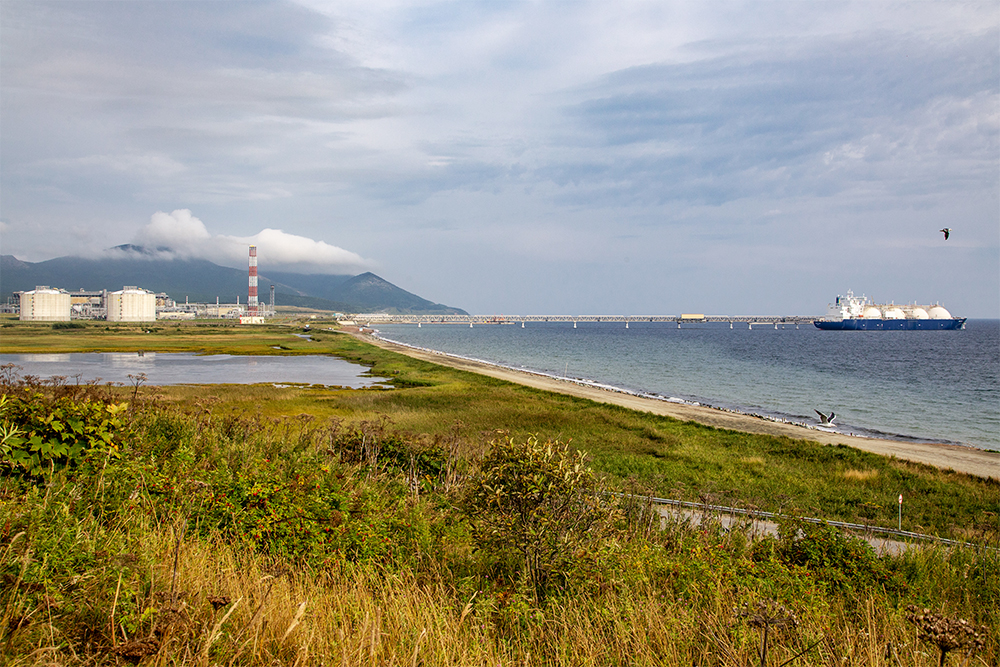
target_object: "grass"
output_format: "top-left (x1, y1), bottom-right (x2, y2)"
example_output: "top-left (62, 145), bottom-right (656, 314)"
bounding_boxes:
top-left (1, 398), bottom-right (996, 665)
top-left (1, 319), bottom-right (998, 665)
top-left (2, 319), bottom-right (997, 539)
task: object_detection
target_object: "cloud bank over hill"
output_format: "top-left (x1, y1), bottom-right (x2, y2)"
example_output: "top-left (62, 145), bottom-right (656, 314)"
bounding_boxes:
top-left (111, 209), bottom-right (372, 275)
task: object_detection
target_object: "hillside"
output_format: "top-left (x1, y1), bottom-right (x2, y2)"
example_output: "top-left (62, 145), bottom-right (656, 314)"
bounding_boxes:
top-left (0, 253), bottom-right (467, 315)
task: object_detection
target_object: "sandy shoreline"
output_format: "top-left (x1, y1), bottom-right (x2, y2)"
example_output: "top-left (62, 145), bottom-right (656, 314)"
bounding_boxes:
top-left (354, 331), bottom-right (1000, 480)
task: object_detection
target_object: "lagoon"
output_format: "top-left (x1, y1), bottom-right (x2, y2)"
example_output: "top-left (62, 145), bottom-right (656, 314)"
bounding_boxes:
top-left (0, 352), bottom-right (388, 388)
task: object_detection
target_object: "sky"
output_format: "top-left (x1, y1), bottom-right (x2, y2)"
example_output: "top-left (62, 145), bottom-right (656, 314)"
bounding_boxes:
top-left (1, 1), bottom-right (997, 317)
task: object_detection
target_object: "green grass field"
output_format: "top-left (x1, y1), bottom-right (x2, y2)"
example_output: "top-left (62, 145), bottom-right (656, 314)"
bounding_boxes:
top-left (1, 318), bottom-right (997, 665)
top-left (2, 318), bottom-right (997, 539)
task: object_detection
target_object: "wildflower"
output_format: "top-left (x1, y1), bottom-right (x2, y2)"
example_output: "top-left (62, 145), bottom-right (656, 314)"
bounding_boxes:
top-left (905, 606), bottom-right (986, 666)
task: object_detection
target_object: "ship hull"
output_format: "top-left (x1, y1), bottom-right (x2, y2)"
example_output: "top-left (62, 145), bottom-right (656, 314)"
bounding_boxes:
top-left (814, 318), bottom-right (966, 331)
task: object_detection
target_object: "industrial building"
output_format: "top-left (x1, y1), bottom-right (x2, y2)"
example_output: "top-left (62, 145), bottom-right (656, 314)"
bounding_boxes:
top-left (19, 286), bottom-right (72, 321)
top-left (70, 289), bottom-right (107, 319)
top-left (7, 245), bottom-right (274, 323)
top-left (107, 286), bottom-right (157, 322)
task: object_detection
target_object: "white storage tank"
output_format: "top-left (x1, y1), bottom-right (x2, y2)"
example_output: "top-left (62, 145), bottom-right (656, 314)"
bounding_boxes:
top-left (107, 286), bottom-right (157, 322)
top-left (19, 286), bottom-right (71, 321)
top-left (927, 305), bottom-right (953, 320)
top-left (909, 308), bottom-right (929, 319)
top-left (883, 307), bottom-right (905, 319)
top-left (862, 306), bottom-right (883, 319)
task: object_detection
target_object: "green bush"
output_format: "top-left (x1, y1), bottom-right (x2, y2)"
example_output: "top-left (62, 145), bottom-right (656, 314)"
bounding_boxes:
top-left (769, 519), bottom-right (905, 597)
top-left (0, 393), bottom-right (127, 475)
top-left (460, 435), bottom-right (620, 602)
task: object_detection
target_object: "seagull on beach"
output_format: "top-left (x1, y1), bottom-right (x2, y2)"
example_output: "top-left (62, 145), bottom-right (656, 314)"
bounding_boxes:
top-left (814, 410), bottom-right (836, 427)
top-left (940, 228), bottom-right (951, 240)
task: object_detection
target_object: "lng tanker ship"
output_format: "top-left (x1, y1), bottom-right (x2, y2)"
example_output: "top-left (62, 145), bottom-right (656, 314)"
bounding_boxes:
top-left (814, 290), bottom-right (966, 330)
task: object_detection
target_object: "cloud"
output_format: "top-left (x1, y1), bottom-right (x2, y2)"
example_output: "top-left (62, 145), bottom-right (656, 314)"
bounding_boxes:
top-left (221, 228), bottom-right (371, 273)
top-left (118, 209), bottom-right (371, 274)
top-left (134, 210), bottom-right (212, 251)
top-left (1, 1), bottom-right (996, 315)
top-left (546, 30), bottom-right (999, 207)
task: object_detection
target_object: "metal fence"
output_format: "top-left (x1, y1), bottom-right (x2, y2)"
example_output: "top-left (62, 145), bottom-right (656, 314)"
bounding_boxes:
top-left (627, 494), bottom-right (991, 550)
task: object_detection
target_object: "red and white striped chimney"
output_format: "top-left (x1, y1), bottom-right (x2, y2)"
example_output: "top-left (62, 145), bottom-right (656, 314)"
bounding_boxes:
top-left (248, 245), bottom-right (258, 315)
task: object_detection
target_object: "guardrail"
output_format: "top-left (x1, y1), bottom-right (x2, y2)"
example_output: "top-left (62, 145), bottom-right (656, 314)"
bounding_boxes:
top-left (630, 494), bottom-right (991, 550)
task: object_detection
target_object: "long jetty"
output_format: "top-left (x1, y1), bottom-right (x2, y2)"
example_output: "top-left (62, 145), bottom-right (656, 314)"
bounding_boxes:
top-left (350, 314), bottom-right (818, 328)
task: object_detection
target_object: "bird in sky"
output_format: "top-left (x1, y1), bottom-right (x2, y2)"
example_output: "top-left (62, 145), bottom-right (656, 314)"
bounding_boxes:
top-left (814, 410), bottom-right (836, 427)
top-left (940, 228), bottom-right (951, 240)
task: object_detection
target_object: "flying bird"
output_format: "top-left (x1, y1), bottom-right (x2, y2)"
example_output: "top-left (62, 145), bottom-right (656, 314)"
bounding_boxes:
top-left (814, 410), bottom-right (836, 427)
top-left (940, 228), bottom-right (951, 240)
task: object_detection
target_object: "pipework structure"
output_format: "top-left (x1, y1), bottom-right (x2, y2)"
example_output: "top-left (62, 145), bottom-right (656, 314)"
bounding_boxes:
top-left (248, 245), bottom-right (258, 316)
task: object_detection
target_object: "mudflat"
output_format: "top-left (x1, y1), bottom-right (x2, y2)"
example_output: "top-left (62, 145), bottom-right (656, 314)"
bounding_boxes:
top-left (358, 332), bottom-right (1000, 480)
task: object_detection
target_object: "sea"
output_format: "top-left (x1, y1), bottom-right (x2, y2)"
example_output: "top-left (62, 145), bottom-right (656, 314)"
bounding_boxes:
top-left (373, 319), bottom-right (1000, 451)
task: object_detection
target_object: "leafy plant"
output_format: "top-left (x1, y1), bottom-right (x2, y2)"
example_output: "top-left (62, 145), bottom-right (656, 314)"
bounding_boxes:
top-left (770, 519), bottom-right (903, 596)
top-left (460, 435), bottom-right (619, 602)
top-left (0, 391), bottom-right (127, 475)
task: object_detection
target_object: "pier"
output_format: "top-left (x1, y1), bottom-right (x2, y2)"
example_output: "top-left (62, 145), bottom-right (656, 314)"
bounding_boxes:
top-left (351, 314), bottom-right (819, 328)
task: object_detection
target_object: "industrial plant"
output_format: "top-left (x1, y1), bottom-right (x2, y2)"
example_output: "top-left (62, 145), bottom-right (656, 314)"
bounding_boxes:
top-left (12, 246), bottom-right (275, 323)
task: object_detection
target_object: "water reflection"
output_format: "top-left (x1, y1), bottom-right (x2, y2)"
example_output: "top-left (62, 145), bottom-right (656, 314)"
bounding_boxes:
top-left (17, 354), bottom-right (72, 363)
top-left (0, 353), bottom-right (388, 388)
top-left (107, 353), bottom-right (158, 370)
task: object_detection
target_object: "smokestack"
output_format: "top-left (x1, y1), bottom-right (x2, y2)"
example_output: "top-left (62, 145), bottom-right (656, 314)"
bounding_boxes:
top-left (248, 245), bottom-right (258, 316)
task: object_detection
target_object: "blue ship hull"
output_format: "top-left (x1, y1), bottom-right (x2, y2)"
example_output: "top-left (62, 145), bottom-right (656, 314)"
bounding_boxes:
top-left (814, 318), bottom-right (966, 331)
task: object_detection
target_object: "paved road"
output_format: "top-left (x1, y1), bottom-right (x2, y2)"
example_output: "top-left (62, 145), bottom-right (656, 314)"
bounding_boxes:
top-left (658, 505), bottom-right (918, 556)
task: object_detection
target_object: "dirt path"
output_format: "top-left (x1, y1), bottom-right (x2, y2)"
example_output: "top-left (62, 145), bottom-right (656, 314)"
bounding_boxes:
top-left (355, 331), bottom-right (1000, 480)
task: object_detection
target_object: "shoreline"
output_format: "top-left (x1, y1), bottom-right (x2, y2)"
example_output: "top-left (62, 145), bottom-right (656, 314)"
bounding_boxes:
top-left (354, 330), bottom-right (1000, 480)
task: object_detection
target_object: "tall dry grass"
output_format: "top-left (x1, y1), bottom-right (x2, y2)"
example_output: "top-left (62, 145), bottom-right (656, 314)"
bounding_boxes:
top-left (8, 516), bottom-right (992, 666)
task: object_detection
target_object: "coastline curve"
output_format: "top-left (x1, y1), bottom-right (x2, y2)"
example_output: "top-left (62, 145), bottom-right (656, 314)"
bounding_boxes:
top-left (353, 330), bottom-right (1000, 480)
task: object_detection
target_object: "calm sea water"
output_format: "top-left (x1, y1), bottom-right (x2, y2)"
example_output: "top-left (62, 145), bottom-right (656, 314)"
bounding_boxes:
top-left (375, 320), bottom-right (1000, 450)
top-left (0, 352), bottom-right (387, 389)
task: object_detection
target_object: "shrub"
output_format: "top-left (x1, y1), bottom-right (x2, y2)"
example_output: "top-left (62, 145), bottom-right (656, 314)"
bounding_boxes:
top-left (460, 435), bottom-right (620, 602)
top-left (772, 519), bottom-right (904, 596)
top-left (0, 392), bottom-right (128, 475)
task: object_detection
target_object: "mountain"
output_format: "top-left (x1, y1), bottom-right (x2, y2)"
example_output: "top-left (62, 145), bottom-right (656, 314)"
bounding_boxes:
top-left (0, 253), bottom-right (467, 315)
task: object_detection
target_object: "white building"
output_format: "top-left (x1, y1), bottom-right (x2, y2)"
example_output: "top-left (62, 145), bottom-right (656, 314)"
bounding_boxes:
top-left (107, 286), bottom-right (157, 322)
top-left (19, 286), bottom-right (71, 321)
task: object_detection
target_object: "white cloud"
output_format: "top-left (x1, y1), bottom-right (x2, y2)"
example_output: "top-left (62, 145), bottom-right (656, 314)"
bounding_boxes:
top-left (221, 228), bottom-right (371, 273)
top-left (122, 209), bottom-right (371, 274)
top-left (134, 210), bottom-right (212, 252)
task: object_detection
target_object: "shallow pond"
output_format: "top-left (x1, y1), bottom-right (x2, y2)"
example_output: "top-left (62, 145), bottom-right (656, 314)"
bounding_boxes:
top-left (0, 352), bottom-right (389, 388)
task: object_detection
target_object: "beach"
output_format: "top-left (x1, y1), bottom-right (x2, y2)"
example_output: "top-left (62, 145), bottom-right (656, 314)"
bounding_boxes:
top-left (355, 330), bottom-right (1000, 480)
